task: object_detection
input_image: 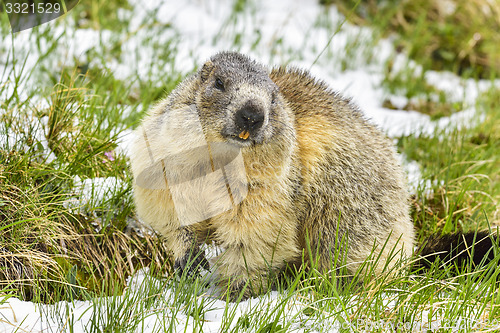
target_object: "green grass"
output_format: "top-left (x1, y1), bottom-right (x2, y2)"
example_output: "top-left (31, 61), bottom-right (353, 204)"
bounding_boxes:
top-left (328, 0), bottom-right (500, 79)
top-left (33, 241), bottom-right (500, 331)
top-left (399, 89), bottom-right (500, 238)
top-left (1, 0), bottom-right (500, 331)
top-left (0, 10), bottom-right (172, 303)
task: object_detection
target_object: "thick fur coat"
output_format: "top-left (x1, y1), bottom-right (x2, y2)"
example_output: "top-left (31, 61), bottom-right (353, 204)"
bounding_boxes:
top-left (129, 52), bottom-right (415, 299)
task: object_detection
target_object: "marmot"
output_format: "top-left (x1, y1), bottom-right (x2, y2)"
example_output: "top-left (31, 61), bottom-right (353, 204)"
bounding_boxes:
top-left (130, 52), bottom-right (490, 300)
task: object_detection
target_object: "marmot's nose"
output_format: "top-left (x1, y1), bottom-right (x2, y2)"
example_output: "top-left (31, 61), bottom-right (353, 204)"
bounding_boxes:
top-left (235, 102), bottom-right (265, 133)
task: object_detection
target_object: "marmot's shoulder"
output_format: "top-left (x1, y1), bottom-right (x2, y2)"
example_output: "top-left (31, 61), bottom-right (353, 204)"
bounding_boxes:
top-left (270, 66), bottom-right (332, 97)
top-left (145, 73), bottom-right (199, 120)
top-left (270, 66), bottom-right (363, 122)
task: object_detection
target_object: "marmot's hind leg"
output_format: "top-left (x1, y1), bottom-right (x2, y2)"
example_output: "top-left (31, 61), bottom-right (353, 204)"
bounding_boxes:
top-left (303, 226), bottom-right (350, 274)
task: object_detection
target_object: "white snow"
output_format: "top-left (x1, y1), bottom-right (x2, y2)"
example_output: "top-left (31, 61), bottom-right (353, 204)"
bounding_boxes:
top-left (4, 271), bottom-right (491, 332)
top-left (1, 0), bottom-right (498, 331)
top-left (0, 270), bottom-right (336, 332)
top-left (65, 176), bottom-right (128, 211)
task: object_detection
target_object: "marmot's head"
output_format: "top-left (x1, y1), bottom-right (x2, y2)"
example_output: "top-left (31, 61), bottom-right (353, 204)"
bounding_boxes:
top-left (195, 52), bottom-right (291, 147)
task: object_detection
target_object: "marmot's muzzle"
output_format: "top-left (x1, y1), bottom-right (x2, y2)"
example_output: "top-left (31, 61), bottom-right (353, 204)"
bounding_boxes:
top-left (235, 101), bottom-right (265, 139)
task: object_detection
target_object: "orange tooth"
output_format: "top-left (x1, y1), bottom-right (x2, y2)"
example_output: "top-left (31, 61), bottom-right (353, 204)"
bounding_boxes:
top-left (239, 130), bottom-right (250, 140)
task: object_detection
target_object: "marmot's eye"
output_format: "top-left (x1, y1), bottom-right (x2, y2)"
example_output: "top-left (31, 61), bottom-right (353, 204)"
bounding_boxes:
top-left (271, 93), bottom-right (277, 105)
top-left (214, 78), bottom-right (225, 91)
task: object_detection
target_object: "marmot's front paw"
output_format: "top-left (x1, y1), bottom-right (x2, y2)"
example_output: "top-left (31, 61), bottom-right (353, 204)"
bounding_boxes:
top-left (174, 247), bottom-right (210, 277)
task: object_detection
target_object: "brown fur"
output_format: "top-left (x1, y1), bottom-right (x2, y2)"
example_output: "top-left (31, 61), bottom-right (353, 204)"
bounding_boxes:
top-left (129, 52), bottom-right (415, 299)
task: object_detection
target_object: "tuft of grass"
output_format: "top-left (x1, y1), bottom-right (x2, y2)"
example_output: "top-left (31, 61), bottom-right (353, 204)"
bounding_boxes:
top-left (399, 87), bottom-right (500, 238)
top-left (0, 133), bottom-right (171, 302)
top-left (0, 37), bottom-right (171, 303)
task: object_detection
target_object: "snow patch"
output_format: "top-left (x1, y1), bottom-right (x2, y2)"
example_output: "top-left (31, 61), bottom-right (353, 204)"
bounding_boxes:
top-left (64, 176), bottom-right (127, 212)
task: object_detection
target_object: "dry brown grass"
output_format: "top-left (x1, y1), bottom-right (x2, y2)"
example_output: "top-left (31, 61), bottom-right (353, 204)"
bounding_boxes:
top-left (0, 185), bottom-right (171, 302)
top-left (0, 129), bottom-right (171, 303)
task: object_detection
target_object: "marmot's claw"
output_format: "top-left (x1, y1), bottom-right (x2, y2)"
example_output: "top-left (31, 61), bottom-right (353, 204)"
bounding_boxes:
top-left (174, 248), bottom-right (210, 277)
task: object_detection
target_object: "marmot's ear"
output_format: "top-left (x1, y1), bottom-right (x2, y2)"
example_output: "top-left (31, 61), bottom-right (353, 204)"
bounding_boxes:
top-left (200, 61), bottom-right (214, 82)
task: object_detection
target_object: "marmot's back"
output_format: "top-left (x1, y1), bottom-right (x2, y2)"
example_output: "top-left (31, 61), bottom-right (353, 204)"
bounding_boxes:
top-left (271, 66), bottom-right (414, 273)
